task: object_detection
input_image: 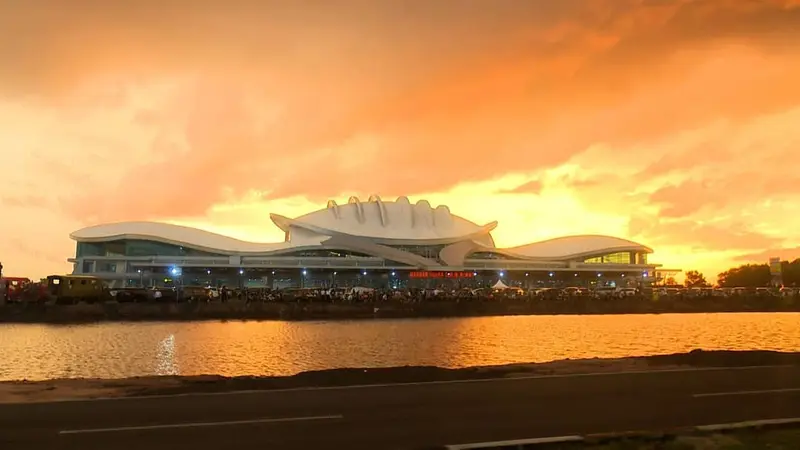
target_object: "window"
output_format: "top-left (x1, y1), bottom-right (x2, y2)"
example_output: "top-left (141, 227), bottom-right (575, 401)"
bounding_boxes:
top-left (468, 252), bottom-right (514, 260)
top-left (281, 249), bottom-right (373, 258)
top-left (77, 243), bottom-right (104, 257)
top-left (389, 245), bottom-right (446, 259)
top-left (124, 240), bottom-right (225, 257)
top-left (82, 261), bottom-right (93, 273)
top-left (97, 263), bottom-right (117, 273)
top-left (584, 252), bottom-right (632, 264)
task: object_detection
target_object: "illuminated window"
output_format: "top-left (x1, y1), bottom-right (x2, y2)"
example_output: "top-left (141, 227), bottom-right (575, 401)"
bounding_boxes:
top-left (584, 252), bottom-right (632, 264)
top-left (468, 252), bottom-right (514, 260)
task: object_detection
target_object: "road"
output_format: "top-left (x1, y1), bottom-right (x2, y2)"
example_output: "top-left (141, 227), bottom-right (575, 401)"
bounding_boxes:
top-left (1, 365), bottom-right (800, 449)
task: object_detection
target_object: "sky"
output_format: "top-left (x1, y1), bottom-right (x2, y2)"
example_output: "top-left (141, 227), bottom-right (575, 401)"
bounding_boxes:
top-left (2, 0), bottom-right (800, 282)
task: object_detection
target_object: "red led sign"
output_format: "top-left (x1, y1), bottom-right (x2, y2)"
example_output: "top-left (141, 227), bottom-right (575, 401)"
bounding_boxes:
top-left (409, 271), bottom-right (475, 279)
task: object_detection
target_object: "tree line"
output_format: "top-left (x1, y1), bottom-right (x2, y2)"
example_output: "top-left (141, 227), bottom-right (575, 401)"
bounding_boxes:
top-left (673, 258), bottom-right (800, 288)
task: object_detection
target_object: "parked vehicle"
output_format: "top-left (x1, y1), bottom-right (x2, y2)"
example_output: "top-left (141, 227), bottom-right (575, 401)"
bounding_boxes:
top-left (46, 275), bottom-right (106, 304)
top-left (1, 277), bottom-right (32, 302)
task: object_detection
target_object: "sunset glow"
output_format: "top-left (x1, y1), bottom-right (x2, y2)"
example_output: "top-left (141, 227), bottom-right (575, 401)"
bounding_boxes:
top-left (2, 0), bottom-right (800, 281)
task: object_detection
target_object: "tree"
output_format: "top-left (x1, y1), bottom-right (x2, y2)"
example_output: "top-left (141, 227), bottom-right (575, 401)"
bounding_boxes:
top-left (684, 270), bottom-right (708, 288)
top-left (717, 264), bottom-right (771, 288)
top-left (664, 276), bottom-right (677, 286)
top-left (780, 258), bottom-right (800, 286)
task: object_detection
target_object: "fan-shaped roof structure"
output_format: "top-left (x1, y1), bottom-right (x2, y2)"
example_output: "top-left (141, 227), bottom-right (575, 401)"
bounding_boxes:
top-left (270, 195), bottom-right (497, 244)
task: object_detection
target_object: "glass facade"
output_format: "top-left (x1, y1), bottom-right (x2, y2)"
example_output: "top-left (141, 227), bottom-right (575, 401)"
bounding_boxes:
top-left (584, 252), bottom-right (634, 264)
top-left (468, 252), bottom-right (515, 260)
top-left (389, 245), bottom-right (446, 259)
top-left (277, 249), bottom-right (373, 258)
top-left (77, 240), bottom-right (227, 258)
top-left (96, 262), bottom-right (117, 273)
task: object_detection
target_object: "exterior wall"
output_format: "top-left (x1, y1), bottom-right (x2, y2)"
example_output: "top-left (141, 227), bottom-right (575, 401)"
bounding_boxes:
top-left (68, 235), bottom-right (660, 288)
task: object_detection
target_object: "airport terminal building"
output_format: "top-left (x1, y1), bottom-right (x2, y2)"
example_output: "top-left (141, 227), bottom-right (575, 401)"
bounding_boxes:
top-left (68, 196), bottom-right (661, 289)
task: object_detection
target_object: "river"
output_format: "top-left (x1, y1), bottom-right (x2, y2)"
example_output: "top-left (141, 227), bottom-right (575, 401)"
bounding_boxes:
top-left (1, 313), bottom-right (798, 381)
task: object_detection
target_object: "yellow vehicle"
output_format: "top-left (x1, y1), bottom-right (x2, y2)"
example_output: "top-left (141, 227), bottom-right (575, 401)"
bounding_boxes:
top-left (46, 275), bottom-right (106, 304)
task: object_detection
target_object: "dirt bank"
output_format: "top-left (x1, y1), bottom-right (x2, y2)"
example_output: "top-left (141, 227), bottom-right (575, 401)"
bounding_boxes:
top-left (1, 349), bottom-right (798, 404)
top-left (538, 423), bottom-right (800, 449)
top-left (1, 297), bottom-right (799, 324)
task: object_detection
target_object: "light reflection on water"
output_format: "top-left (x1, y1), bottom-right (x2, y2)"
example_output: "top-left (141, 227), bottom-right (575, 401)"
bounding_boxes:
top-left (156, 334), bottom-right (178, 376)
top-left (0, 313), bottom-right (798, 381)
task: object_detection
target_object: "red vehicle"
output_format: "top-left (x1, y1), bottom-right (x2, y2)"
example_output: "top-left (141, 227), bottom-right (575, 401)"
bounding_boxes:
top-left (2, 277), bottom-right (32, 302)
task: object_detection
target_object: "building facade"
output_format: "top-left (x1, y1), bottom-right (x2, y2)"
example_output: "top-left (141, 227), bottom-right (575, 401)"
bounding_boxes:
top-left (68, 195), bottom-right (660, 289)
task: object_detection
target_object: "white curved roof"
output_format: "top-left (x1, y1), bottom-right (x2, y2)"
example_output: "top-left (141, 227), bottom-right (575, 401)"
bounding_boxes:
top-left (70, 222), bottom-right (292, 255)
top-left (270, 195), bottom-right (497, 243)
top-left (70, 199), bottom-right (653, 264)
top-left (500, 235), bottom-right (652, 260)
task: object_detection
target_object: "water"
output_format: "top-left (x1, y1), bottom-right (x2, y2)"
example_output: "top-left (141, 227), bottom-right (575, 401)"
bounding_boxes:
top-left (1, 313), bottom-right (798, 381)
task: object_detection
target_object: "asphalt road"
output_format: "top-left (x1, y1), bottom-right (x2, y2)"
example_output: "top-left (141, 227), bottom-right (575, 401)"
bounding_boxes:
top-left (2, 365), bottom-right (800, 450)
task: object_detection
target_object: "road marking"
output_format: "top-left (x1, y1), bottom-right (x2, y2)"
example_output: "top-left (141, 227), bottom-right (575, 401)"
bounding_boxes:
top-left (696, 417), bottom-right (800, 431)
top-left (445, 435), bottom-right (584, 449)
top-left (58, 414), bottom-right (343, 435)
top-left (11, 364), bottom-right (796, 405)
top-left (693, 387), bottom-right (800, 398)
top-left (446, 417), bottom-right (800, 448)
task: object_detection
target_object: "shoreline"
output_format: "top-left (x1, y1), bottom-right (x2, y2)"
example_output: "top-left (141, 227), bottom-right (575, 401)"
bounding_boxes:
top-left (1, 298), bottom-right (798, 324)
top-left (2, 349), bottom-right (799, 403)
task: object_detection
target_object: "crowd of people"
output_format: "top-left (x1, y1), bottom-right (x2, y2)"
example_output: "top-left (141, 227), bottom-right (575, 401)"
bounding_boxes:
top-left (111, 285), bottom-right (648, 304)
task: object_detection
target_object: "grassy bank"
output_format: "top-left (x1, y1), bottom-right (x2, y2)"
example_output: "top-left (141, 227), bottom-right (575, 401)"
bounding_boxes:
top-left (1, 350), bottom-right (798, 403)
top-left (1, 296), bottom-right (798, 324)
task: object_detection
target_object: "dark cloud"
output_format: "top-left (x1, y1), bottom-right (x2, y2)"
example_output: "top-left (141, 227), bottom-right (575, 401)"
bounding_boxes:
top-left (2, 0), bottom-right (800, 221)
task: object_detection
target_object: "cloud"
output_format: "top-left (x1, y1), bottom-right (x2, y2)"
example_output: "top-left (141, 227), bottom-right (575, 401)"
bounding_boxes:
top-left (0, 195), bottom-right (51, 209)
top-left (2, 0), bottom-right (800, 222)
top-left (734, 247), bottom-right (800, 263)
top-left (499, 179), bottom-right (543, 195)
top-left (628, 215), bottom-right (783, 251)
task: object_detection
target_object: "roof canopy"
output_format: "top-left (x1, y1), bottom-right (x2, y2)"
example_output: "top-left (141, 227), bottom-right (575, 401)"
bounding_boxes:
top-left (70, 195), bottom-right (654, 264)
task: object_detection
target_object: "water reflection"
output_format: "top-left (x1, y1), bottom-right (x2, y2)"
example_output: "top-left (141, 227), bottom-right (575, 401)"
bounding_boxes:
top-left (156, 334), bottom-right (178, 376)
top-left (0, 313), bottom-right (798, 381)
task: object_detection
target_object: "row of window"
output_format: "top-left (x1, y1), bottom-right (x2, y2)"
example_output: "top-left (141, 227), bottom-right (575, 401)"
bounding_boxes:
top-left (471, 251), bottom-right (647, 265)
top-left (76, 240), bottom-right (449, 259)
top-left (76, 240), bottom-right (649, 265)
top-left (584, 252), bottom-right (634, 264)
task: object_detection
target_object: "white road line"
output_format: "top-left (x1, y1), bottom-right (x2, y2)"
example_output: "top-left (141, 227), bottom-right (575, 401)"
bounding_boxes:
top-left (446, 417), bottom-right (800, 448)
top-left (58, 414), bottom-right (343, 435)
top-left (693, 387), bottom-right (800, 398)
top-left (696, 417), bottom-right (800, 431)
top-left (12, 364), bottom-right (796, 405)
top-left (445, 435), bottom-right (584, 449)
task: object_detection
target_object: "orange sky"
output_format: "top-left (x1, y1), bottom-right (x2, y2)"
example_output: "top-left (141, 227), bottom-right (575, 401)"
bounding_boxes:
top-left (2, 0), bottom-right (800, 282)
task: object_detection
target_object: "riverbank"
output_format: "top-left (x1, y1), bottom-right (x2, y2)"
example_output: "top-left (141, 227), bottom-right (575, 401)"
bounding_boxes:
top-left (1, 296), bottom-right (798, 323)
top-left (1, 349), bottom-right (798, 403)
